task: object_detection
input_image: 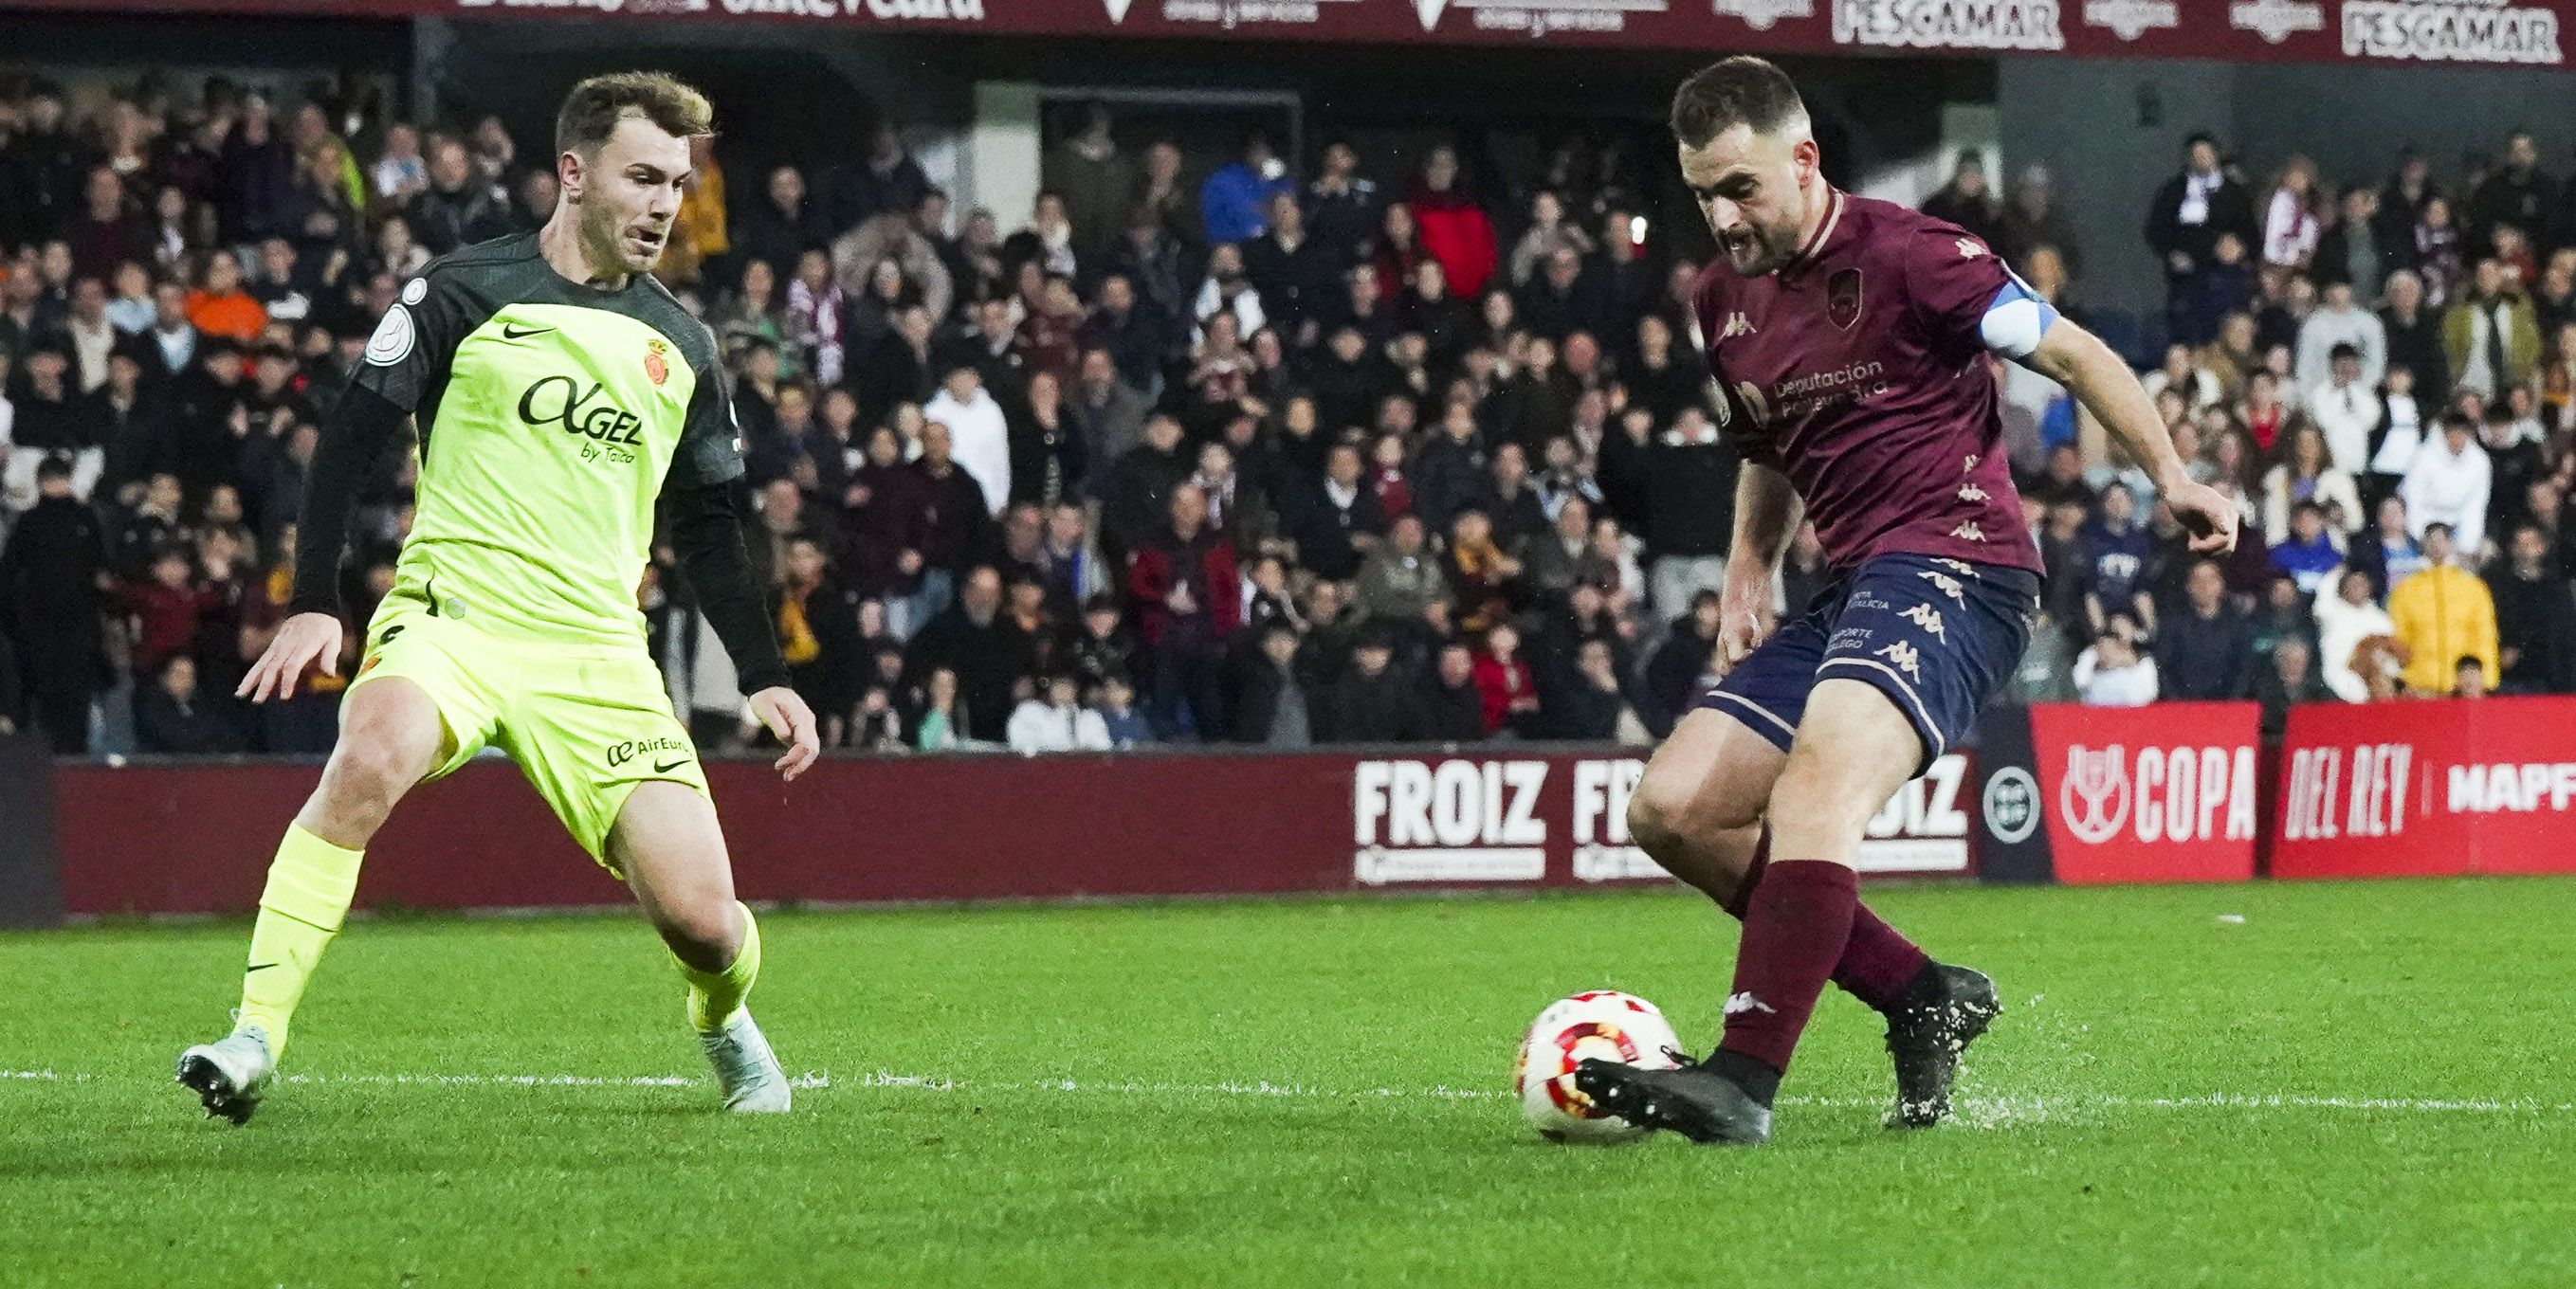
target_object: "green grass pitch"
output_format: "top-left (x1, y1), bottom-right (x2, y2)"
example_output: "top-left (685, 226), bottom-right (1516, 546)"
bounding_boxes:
top-left (7, 878), bottom-right (2575, 1287)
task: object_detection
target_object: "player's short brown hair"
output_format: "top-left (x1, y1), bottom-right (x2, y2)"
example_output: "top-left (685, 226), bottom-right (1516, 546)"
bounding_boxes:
top-left (1669, 56), bottom-right (1807, 148)
top-left (555, 71), bottom-right (713, 158)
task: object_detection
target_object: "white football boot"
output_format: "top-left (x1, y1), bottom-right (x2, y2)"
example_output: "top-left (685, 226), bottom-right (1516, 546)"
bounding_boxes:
top-left (701, 1011), bottom-right (792, 1113)
top-left (175, 1023), bottom-right (276, 1125)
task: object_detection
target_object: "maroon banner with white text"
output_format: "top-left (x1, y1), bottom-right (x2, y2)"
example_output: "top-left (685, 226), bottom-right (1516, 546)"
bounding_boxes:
top-left (2273, 696), bottom-right (2576, 879)
top-left (45, 748), bottom-right (1971, 919)
top-left (8, 0), bottom-right (2568, 67)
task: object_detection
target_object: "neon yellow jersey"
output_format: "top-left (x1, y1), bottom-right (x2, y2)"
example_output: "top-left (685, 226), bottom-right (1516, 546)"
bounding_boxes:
top-left (349, 233), bottom-right (742, 645)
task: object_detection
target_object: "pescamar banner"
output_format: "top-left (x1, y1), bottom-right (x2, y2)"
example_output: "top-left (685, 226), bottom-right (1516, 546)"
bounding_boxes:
top-left (9, 0), bottom-right (2567, 67)
top-left (1973, 702), bottom-right (2263, 885)
top-left (2273, 696), bottom-right (2576, 879)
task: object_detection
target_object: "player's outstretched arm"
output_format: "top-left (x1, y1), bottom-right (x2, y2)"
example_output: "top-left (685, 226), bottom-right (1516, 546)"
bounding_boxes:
top-left (238, 386), bottom-right (410, 702)
top-left (2025, 319), bottom-right (2240, 554)
top-left (1716, 463), bottom-right (1802, 670)
top-left (667, 481), bottom-right (819, 780)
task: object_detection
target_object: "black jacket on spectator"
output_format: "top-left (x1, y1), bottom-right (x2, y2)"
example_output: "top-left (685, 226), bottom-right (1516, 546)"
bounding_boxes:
top-left (736, 192), bottom-right (829, 280)
top-left (2145, 172), bottom-right (2256, 270)
top-left (1243, 230), bottom-right (1338, 340)
top-left (1546, 675), bottom-right (1627, 741)
top-left (914, 460), bottom-right (996, 576)
top-left (2490, 567), bottom-right (2576, 693)
top-left (1421, 677), bottom-right (1488, 742)
top-left (1631, 428), bottom-right (1736, 561)
top-left (903, 603), bottom-right (1032, 744)
top-left (2381, 305), bottom-right (2447, 393)
top-left (1318, 664), bottom-right (1420, 743)
top-left (854, 331), bottom-right (937, 430)
top-left (1076, 306), bottom-right (1168, 395)
top-left (412, 180), bottom-right (514, 256)
top-left (1227, 651), bottom-right (1313, 745)
top-left (1102, 443), bottom-right (1192, 558)
top-left (135, 683), bottom-right (245, 754)
top-left (780, 575), bottom-right (867, 732)
top-left (1409, 431), bottom-right (1489, 538)
top-left (1643, 616), bottom-right (1719, 736)
top-left (1286, 480), bottom-right (1387, 582)
top-left (2155, 604), bottom-right (2256, 699)
top-left (0, 494), bottom-right (107, 753)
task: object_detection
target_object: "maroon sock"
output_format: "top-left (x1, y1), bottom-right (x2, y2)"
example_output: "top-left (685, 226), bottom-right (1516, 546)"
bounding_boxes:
top-left (1718, 860), bottom-right (1858, 1080)
top-left (1832, 904), bottom-right (1932, 1013)
top-left (1717, 827), bottom-right (1927, 1016)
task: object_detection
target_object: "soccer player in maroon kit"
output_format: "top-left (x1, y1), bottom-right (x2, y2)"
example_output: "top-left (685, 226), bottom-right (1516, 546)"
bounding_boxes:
top-left (1576, 57), bottom-right (2238, 1144)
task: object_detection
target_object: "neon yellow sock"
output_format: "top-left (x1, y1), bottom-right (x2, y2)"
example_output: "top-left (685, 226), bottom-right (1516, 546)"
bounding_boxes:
top-left (674, 901), bottom-right (762, 1033)
top-left (235, 824), bottom-right (365, 1061)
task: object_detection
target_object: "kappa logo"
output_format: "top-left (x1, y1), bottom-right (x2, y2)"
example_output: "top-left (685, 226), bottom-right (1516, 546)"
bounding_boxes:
top-left (1723, 991), bottom-right (1777, 1017)
top-left (1957, 483), bottom-right (1990, 502)
top-left (1719, 311), bottom-right (1757, 339)
top-left (1932, 557), bottom-right (1974, 574)
top-left (1901, 602), bottom-right (1948, 643)
top-left (1949, 521), bottom-right (1987, 542)
top-left (1920, 571), bottom-right (1965, 604)
top-left (1875, 640), bottom-right (1923, 681)
top-left (2060, 744), bottom-right (2132, 844)
top-left (1956, 238), bottom-right (1987, 259)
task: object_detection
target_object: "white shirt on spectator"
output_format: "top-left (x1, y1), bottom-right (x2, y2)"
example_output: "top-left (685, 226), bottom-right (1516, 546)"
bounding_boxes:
top-left (2305, 377), bottom-right (2382, 478)
top-left (2370, 394), bottom-right (2423, 477)
top-left (2264, 189), bottom-right (2320, 269)
top-left (2293, 306), bottom-right (2386, 392)
top-left (2399, 437), bottom-right (2491, 550)
top-left (1192, 278), bottom-right (1266, 340)
top-left (2312, 582), bottom-right (2398, 702)
top-left (2073, 648), bottom-right (2160, 707)
top-left (923, 386), bottom-right (1012, 517)
top-left (1008, 699), bottom-right (1111, 754)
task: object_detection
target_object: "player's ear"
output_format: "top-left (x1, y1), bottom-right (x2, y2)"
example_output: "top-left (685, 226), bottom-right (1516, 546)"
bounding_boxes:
top-left (557, 150), bottom-right (583, 205)
top-left (1791, 137), bottom-right (1821, 185)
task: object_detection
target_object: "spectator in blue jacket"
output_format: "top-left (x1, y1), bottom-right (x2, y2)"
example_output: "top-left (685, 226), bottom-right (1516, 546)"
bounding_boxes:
top-left (1200, 133), bottom-right (1294, 247)
top-left (2268, 499), bottom-right (2346, 596)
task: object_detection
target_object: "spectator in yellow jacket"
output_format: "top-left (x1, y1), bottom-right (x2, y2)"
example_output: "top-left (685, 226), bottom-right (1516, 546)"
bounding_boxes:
top-left (2387, 522), bottom-right (2499, 695)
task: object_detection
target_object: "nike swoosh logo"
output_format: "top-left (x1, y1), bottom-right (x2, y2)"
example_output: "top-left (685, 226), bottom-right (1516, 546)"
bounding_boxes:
top-left (652, 758), bottom-right (690, 773)
top-left (246, 963), bottom-right (280, 973)
top-left (502, 324), bottom-right (555, 340)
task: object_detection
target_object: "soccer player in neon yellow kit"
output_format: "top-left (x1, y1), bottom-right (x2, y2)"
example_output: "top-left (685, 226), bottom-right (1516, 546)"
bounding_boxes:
top-left (176, 73), bottom-right (819, 1122)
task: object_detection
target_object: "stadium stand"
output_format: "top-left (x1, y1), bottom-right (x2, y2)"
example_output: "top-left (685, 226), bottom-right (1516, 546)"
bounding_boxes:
top-left (4, 70), bottom-right (2575, 759)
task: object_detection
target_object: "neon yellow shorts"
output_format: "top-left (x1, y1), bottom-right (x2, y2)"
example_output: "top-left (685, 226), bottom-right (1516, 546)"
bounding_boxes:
top-left (345, 593), bottom-right (708, 873)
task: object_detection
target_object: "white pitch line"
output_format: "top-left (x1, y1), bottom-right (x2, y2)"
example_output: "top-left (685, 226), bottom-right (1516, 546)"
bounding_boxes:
top-left (8, 1068), bottom-right (2570, 1115)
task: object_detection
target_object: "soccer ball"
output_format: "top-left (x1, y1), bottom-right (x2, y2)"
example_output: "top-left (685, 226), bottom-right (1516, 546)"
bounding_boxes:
top-left (1512, 990), bottom-right (1684, 1145)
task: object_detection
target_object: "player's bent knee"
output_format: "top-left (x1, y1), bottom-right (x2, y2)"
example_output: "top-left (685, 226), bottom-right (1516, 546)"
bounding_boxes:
top-left (651, 896), bottom-right (743, 968)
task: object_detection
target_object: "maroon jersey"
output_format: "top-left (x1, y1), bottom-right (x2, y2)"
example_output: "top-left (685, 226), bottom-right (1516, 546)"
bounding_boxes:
top-left (1694, 189), bottom-right (2043, 575)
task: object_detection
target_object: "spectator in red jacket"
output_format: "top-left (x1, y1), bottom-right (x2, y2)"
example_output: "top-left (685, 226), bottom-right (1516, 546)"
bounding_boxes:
top-left (1128, 482), bottom-right (1242, 739)
top-left (1471, 620), bottom-right (1542, 736)
top-left (1407, 146), bottom-right (1497, 300)
top-left (115, 546), bottom-right (224, 679)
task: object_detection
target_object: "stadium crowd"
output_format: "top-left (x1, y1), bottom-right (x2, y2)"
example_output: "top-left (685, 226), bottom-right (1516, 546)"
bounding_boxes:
top-left (4, 71), bottom-right (2576, 758)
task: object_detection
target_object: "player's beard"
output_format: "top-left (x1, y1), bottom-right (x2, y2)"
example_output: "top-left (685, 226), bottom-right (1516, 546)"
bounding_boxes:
top-left (578, 196), bottom-right (662, 278)
top-left (1727, 207), bottom-right (1807, 277)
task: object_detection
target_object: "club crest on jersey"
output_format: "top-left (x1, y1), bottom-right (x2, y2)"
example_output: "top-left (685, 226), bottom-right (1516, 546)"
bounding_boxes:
top-left (1827, 268), bottom-right (1863, 331)
top-left (645, 338), bottom-right (669, 387)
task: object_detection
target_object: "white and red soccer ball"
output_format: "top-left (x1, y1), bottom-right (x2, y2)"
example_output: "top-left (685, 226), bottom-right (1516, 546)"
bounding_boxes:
top-left (1512, 990), bottom-right (1684, 1145)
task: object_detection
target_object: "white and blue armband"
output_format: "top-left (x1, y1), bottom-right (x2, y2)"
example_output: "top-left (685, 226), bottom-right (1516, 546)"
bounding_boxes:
top-left (1977, 271), bottom-right (2058, 360)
